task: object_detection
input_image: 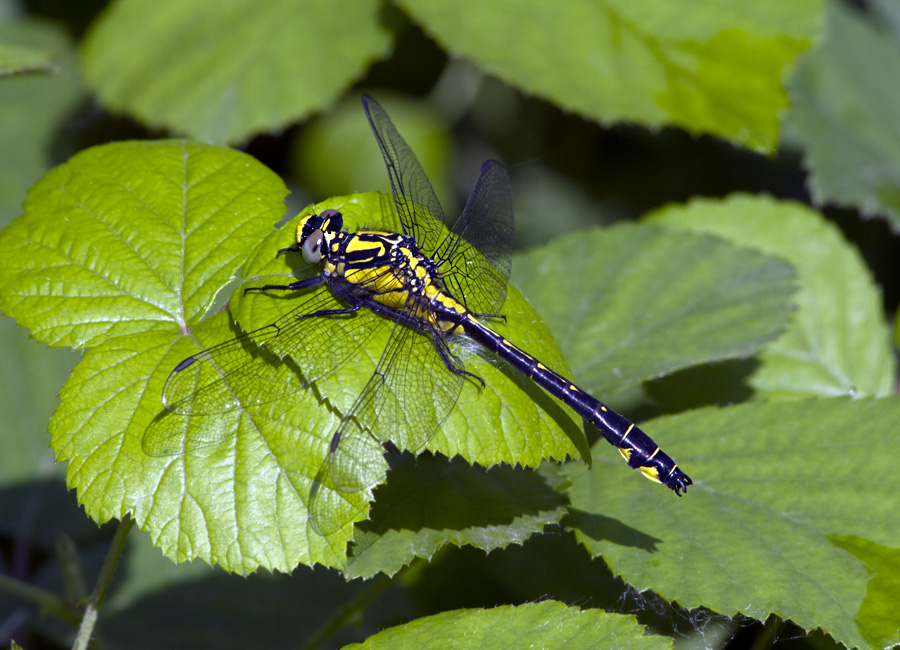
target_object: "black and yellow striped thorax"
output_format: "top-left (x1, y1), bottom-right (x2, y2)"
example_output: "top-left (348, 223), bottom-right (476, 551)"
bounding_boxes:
top-left (295, 209), bottom-right (469, 335)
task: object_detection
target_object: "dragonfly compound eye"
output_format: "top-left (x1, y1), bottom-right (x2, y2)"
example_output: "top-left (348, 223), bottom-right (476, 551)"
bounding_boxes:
top-left (302, 229), bottom-right (325, 264)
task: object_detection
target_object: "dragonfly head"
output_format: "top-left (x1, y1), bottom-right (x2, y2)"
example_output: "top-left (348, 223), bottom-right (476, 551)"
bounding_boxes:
top-left (296, 208), bottom-right (344, 265)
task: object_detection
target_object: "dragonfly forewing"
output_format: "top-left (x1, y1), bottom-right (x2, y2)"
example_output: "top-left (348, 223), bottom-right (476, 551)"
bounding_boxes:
top-left (362, 96), bottom-right (448, 256)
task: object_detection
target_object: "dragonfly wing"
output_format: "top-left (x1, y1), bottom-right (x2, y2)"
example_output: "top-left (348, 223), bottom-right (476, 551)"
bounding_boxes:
top-left (309, 315), bottom-right (466, 535)
top-left (251, 282), bottom-right (389, 386)
top-left (436, 159), bottom-right (514, 315)
top-left (147, 285), bottom-right (388, 457)
top-left (307, 365), bottom-right (390, 536)
top-left (376, 323), bottom-right (467, 453)
top-left (362, 95), bottom-right (448, 256)
top-left (159, 327), bottom-right (292, 418)
top-left (161, 285), bottom-right (387, 417)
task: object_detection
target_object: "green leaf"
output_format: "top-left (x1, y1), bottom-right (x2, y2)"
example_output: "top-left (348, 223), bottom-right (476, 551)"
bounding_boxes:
top-left (650, 194), bottom-right (896, 399)
top-left (344, 459), bottom-right (570, 579)
top-left (346, 600), bottom-right (672, 650)
top-left (788, 2), bottom-right (900, 233)
top-left (0, 322), bottom-right (79, 484)
top-left (0, 39), bottom-right (54, 75)
top-left (0, 18), bottom-right (83, 224)
top-left (0, 140), bottom-right (289, 348)
top-left (81, 0), bottom-right (392, 144)
top-left (398, 0), bottom-right (823, 152)
top-left (565, 397), bottom-right (900, 650)
top-left (829, 535), bottom-right (900, 650)
top-left (52, 201), bottom-right (582, 572)
top-left (53, 320), bottom-right (356, 573)
top-left (511, 222), bottom-right (796, 397)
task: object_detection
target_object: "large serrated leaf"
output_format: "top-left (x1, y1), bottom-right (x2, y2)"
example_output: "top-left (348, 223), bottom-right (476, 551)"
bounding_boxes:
top-left (343, 459), bottom-right (570, 579)
top-left (5, 140), bottom-right (584, 572)
top-left (650, 194), bottom-right (896, 399)
top-left (398, 0), bottom-right (823, 152)
top-left (50, 195), bottom-right (584, 572)
top-left (346, 600), bottom-right (673, 650)
top-left (565, 397), bottom-right (900, 650)
top-left (81, 0), bottom-right (392, 144)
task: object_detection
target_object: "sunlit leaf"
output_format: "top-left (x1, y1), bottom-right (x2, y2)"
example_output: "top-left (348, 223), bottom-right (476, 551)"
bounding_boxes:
top-left (347, 601), bottom-right (673, 650)
top-left (650, 194), bottom-right (895, 399)
top-left (399, 0), bottom-right (823, 151)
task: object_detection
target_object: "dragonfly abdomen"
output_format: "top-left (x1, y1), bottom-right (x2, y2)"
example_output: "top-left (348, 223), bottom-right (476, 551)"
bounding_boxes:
top-left (461, 315), bottom-right (692, 496)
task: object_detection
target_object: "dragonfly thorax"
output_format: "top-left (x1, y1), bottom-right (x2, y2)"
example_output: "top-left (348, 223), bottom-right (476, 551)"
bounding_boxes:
top-left (328, 227), bottom-right (442, 319)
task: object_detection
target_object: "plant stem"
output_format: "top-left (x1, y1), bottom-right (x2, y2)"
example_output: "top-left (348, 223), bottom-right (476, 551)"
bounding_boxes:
top-left (72, 515), bottom-right (135, 650)
top-left (299, 573), bottom-right (393, 650)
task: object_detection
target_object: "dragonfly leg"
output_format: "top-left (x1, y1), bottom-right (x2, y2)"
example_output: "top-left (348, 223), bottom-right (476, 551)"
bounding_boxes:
top-left (296, 304), bottom-right (361, 320)
top-left (432, 331), bottom-right (485, 387)
top-left (244, 273), bottom-right (327, 295)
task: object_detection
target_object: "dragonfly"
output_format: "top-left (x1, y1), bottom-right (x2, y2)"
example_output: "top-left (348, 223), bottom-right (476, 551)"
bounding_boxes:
top-left (154, 95), bottom-right (691, 535)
